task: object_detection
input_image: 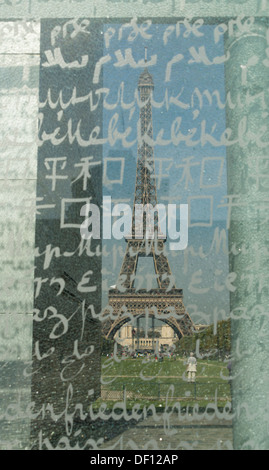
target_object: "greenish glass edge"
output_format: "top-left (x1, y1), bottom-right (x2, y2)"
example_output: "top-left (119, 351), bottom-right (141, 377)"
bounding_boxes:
top-left (0, 0), bottom-right (268, 19)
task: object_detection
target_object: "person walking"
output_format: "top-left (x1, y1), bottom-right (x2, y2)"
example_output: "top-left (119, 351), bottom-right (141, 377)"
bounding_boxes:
top-left (186, 352), bottom-right (197, 383)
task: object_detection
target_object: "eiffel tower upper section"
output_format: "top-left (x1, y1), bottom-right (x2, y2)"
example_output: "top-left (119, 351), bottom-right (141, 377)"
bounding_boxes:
top-left (134, 66), bottom-right (158, 208)
top-left (118, 60), bottom-right (174, 291)
top-left (126, 60), bottom-right (165, 242)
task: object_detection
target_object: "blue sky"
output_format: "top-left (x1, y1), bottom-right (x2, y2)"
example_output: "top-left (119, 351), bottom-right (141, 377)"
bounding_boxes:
top-left (102, 22), bottom-right (228, 223)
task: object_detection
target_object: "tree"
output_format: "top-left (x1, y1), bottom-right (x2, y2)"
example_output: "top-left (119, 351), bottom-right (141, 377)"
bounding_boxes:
top-left (175, 319), bottom-right (231, 358)
top-left (101, 337), bottom-right (114, 355)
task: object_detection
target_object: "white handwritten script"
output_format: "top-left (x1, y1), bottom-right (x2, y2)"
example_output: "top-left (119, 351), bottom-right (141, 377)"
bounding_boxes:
top-left (0, 14), bottom-right (269, 451)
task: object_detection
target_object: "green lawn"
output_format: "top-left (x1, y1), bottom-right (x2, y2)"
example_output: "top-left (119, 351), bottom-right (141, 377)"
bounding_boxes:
top-left (101, 355), bottom-right (230, 379)
top-left (98, 356), bottom-right (232, 409)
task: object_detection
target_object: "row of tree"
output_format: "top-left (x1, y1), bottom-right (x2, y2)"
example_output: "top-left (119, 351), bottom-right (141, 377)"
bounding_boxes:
top-left (101, 319), bottom-right (232, 359)
top-left (175, 319), bottom-right (231, 359)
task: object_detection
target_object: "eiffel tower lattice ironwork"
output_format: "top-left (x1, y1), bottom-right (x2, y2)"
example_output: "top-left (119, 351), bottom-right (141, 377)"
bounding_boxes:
top-left (102, 58), bottom-right (195, 341)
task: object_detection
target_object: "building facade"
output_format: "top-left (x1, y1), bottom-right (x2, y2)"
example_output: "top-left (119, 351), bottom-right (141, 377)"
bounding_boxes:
top-left (115, 323), bottom-right (177, 353)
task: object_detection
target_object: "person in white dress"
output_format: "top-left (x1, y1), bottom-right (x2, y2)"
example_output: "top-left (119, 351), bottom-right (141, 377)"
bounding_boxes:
top-left (186, 352), bottom-right (197, 383)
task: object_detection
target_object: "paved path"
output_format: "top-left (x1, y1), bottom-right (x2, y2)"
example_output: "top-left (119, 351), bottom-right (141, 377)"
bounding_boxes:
top-left (100, 413), bottom-right (233, 450)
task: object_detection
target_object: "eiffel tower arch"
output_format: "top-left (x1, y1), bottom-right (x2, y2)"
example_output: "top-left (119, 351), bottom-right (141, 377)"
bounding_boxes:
top-left (102, 57), bottom-right (196, 343)
top-left (102, 286), bottom-right (194, 341)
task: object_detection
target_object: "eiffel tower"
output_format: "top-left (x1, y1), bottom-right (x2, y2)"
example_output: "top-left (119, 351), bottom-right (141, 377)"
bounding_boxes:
top-left (102, 53), bottom-right (195, 342)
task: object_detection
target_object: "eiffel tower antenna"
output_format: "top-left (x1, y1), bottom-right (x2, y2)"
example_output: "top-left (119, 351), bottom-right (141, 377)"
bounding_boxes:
top-left (102, 64), bottom-right (195, 343)
top-left (145, 46), bottom-right (148, 63)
